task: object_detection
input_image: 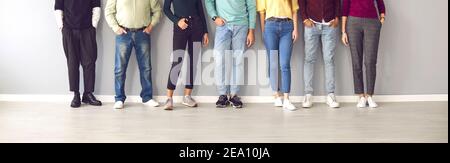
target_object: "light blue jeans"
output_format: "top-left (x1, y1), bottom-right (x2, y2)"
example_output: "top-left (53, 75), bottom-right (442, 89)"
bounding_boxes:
top-left (264, 20), bottom-right (294, 93)
top-left (304, 24), bottom-right (338, 95)
top-left (214, 24), bottom-right (248, 95)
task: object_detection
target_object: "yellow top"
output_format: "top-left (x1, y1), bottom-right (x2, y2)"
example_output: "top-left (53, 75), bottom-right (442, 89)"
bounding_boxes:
top-left (256, 0), bottom-right (299, 20)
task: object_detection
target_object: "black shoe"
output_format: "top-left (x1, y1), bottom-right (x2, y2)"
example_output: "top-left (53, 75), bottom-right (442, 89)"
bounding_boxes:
top-left (82, 93), bottom-right (102, 106)
top-left (216, 95), bottom-right (229, 108)
top-left (71, 93), bottom-right (81, 108)
top-left (229, 95), bottom-right (243, 109)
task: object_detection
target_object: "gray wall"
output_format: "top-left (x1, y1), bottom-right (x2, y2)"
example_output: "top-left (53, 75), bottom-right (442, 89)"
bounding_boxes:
top-left (0, 0), bottom-right (448, 96)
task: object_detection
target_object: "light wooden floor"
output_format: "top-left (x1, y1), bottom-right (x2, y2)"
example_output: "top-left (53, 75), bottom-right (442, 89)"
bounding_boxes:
top-left (0, 101), bottom-right (447, 143)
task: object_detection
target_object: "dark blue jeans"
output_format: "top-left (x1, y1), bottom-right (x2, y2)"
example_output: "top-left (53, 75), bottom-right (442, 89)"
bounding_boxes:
top-left (114, 31), bottom-right (153, 102)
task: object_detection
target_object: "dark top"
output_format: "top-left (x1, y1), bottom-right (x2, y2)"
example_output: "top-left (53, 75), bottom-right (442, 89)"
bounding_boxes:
top-left (54, 0), bottom-right (101, 29)
top-left (299, 0), bottom-right (341, 22)
top-left (164, 0), bottom-right (208, 34)
top-left (342, 0), bottom-right (386, 19)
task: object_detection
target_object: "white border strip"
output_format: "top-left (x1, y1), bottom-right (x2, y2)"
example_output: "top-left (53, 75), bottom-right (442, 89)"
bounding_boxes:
top-left (0, 94), bottom-right (447, 103)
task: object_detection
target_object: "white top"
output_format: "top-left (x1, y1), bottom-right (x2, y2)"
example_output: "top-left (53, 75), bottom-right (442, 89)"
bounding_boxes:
top-left (311, 19), bottom-right (331, 26)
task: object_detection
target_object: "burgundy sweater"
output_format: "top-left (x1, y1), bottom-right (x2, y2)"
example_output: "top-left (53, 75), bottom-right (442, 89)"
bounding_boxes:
top-left (342, 0), bottom-right (386, 19)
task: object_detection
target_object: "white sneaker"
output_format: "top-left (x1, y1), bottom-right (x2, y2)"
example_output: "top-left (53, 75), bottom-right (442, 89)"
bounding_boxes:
top-left (274, 97), bottom-right (283, 107)
top-left (283, 99), bottom-right (298, 111)
top-left (113, 101), bottom-right (124, 109)
top-left (144, 99), bottom-right (160, 107)
top-left (326, 93), bottom-right (340, 108)
top-left (367, 96), bottom-right (378, 108)
top-left (302, 94), bottom-right (313, 108)
top-left (357, 97), bottom-right (367, 108)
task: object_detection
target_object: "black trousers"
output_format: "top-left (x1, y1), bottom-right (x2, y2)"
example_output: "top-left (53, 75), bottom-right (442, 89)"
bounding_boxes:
top-left (62, 27), bottom-right (98, 93)
top-left (167, 17), bottom-right (204, 90)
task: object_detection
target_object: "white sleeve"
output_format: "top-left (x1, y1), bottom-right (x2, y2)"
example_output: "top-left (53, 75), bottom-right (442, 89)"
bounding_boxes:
top-left (54, 10), bottom-right (64, 29)
top-left (92, 7), bottom-right (101, 28)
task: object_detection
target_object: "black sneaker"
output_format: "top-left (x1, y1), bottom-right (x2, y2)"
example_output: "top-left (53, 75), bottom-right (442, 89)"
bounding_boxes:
top-left (216, 95), bottom-right (229, 108)
top-left (229, 95), bottom-right (243, 109)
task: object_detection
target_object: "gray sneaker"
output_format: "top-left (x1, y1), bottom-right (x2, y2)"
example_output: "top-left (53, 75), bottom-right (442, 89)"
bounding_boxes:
top-left (182, 96), bottom-right (198, 107)
top-left (164, 98), bottom-right (174, 111)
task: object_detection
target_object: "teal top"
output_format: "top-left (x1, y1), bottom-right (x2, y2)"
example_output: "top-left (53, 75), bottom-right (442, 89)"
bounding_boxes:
top-left (205, 0), bottom-right (257, 29)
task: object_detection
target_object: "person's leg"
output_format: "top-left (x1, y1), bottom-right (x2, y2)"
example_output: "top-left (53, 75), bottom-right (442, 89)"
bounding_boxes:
top-left (321, 25), bottom-right (338, 94)
top-left (264, 21), bottom-right (281, 95)
top-left (79, 27), bottom-right (101, 106)
top-left (79, 27), bottom-right (98, 94)
top-left (230, 25), bottom-right (248, 96)
top-left (62, 28), bottom-right (82, 108)
top-left (187, 18), bottom-right (204, 95)
top-left (303, 24), bottom-right (321, 95)
top-left (135, 31), bottom-right (154, 103)
top-left (214, 25), bottom-right (232, 96)
top-left (322, 25), bottom-right (340, 108)
top-left (167, 28), bottom-right (188, 95)
top-left (363, 20), bottom-right (382, 96)
top-left (279, 21), bottom-right (294, 95)
top-left (227, 25), bottom-right (248, 108)
top-left (185, 34), bottom-right (196, 93)
top-left (114, 32), bottom-right (133, 102)
top-left (181, 28), bottom-right (202, 108)
top-left (347, 18), bottom-right (365, 96)
top-left (62, 28), bottom-right (81, 94)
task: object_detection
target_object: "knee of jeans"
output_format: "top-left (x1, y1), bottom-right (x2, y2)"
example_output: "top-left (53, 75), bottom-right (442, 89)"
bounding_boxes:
top-left (114, 66), bottom-right (126, 75)
top-left (305, 55), bottom-right (317, 64)
top-left (280, 64), bottom-right (291, 72)
top-left (324, 57), bottom-right (335, 65)
top-left (140, 65), bottom-right (152, 73)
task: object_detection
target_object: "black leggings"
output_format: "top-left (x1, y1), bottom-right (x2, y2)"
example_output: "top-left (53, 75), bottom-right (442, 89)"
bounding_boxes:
top-left (167, 17), bottom-right (204, 90)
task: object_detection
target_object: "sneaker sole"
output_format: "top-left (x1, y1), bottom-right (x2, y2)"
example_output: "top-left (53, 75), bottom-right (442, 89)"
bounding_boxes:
top-left (231, 104), bottom-right (243, 109)
top-left (182, 102), bottom-right (198, 108)
top-left (327, 103), bottom-right (340, 108)
top-left (283, 108), bottom-right (298, 111)
top-left (216, 105), bottom-right (227, 108)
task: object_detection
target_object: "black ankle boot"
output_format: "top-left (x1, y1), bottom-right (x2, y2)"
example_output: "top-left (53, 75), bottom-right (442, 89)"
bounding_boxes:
top-left (71, 92), bottom-right (81, 108)
top-left (82, 93), bottom-right (102, 106)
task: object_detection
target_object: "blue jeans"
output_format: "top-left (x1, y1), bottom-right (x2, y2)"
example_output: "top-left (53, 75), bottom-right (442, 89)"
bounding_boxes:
top-left (214, 24), bottom-right (248, 95)
top-left (114, 31), bottom-right (153, 102)
top-left (304, 24), bottom-right (338, 94)
top-left (264, 20), bottom-right (294, 93)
